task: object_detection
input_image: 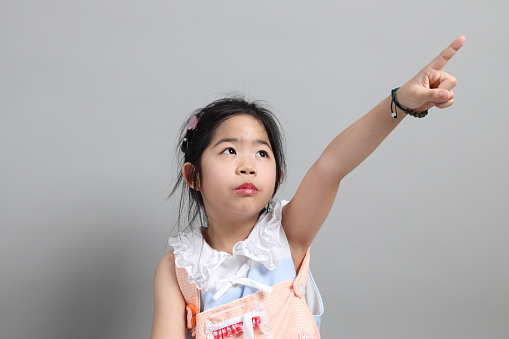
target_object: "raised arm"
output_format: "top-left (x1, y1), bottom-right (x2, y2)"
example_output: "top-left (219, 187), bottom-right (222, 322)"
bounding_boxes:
top-left (282, 36), bottom-right (466, 267)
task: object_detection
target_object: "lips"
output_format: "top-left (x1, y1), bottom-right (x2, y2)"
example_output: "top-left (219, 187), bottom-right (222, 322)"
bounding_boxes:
top-left (234, 183), bottom-right (258, 195)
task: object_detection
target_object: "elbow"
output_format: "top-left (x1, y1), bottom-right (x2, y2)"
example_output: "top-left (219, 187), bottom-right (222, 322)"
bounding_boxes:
top-left (314, 156), bottom-right (347, 184)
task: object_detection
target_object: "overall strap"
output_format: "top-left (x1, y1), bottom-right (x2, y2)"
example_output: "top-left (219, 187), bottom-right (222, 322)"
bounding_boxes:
top-left (292, 248), bottom-right (311, 298)
top-left (174, 257), bottom-right (201, 311)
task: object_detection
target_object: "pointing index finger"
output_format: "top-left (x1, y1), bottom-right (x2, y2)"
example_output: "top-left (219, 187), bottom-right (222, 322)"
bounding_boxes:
top-left (428, 36), bottom-right (466, 70)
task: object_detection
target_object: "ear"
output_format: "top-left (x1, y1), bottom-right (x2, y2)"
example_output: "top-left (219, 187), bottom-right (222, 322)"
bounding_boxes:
top-left (182, 162), bottom-right (201, 191)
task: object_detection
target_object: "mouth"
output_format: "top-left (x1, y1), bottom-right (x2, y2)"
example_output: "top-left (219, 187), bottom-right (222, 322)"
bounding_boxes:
top-left (234, 183), bottom-right (258, 195)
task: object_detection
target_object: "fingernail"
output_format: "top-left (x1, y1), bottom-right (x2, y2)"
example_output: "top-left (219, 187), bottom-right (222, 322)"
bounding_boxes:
top-left (440, 90), bottom-right (449, 100)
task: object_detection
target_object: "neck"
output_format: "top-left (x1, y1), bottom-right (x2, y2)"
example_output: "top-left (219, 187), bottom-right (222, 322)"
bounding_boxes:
top-left (204, 214), bottom-right (259, 254)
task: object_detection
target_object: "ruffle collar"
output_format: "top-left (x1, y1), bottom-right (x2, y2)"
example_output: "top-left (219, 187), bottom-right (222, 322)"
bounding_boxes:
top-left (169, 199), bottom-right (287, 292)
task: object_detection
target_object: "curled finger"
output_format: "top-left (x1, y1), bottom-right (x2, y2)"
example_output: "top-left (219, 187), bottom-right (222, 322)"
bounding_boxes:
top-left (435, 98), bottom-right (455, 109)
top-left (436, 71), bottom-right (458, 91)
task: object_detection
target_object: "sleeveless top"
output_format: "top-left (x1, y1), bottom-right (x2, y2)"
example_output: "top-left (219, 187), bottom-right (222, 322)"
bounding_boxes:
top-left (170, 200), bottom-right (324, 338)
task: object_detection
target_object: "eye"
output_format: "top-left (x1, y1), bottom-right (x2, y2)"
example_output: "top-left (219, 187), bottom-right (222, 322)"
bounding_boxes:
top-left (256, 150), bottom-right (268, 158)
top-left (221, 147), bottom-right (236, 155)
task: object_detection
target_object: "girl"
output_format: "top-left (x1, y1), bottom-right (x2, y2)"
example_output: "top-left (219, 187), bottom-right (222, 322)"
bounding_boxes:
top-left (152, 36), bottom-right (466, 339)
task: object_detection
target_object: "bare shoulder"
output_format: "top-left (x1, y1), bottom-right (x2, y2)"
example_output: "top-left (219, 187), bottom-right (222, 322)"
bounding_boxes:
top-left (155, 251), bottom-right (177, 276)
top-left (153, 251), bottom-right (181, 298)
top-left (151, 251), bottom-right (187, 339)
top-left (154, 251), bottom-right (179, 290)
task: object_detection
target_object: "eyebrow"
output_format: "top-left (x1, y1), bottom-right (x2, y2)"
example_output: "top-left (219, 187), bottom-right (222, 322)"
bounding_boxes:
top-left (212, 137), bottom-right (272, 149)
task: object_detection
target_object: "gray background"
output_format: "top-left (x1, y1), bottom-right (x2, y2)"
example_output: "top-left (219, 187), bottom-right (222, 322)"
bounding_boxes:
top-left (1, 1), bottom-right (508, 338)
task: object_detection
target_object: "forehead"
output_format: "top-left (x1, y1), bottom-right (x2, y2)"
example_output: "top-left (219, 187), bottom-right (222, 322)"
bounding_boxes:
top-left (212, 114), bottom-right (269, 140)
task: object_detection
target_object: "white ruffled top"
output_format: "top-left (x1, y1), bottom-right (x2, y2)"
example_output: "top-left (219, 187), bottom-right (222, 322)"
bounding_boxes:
top-left (169, 199), bottom-right (291, 294)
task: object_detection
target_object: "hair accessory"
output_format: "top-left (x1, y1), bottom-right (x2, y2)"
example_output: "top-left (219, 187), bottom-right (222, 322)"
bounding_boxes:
top-left (187, 115), bottom-right (199, 130)
top-left (390, 87), bottom-right (428, 119)
top-left (181, 138), bottom-right (189, 154)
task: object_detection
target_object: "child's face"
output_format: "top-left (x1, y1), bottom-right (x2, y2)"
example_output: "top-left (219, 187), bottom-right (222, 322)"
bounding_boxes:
top-left (197, 114), bottom-right (277, 221)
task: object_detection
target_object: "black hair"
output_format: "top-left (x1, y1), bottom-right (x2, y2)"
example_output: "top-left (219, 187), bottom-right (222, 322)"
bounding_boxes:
top-left (169, 95), bottom-right (286, 234)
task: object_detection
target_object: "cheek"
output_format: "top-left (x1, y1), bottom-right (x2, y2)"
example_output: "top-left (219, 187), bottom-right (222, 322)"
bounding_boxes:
top-left (263, 163), bottom-right (278, 187)
top-left (200, 161), bottom-right (230, 188)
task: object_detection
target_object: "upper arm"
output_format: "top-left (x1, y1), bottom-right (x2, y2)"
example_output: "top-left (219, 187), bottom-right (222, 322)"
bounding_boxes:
top-left (151, 251), bottom-right (187, 339)
top-left (282, 158), bottom-right (340, 267)
top-left (283, 97), bottom-right (404, 267)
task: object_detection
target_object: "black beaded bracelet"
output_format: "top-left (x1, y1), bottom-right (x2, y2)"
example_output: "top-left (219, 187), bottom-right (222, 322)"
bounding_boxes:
top-left (390, 87), bottom-right (428, 119)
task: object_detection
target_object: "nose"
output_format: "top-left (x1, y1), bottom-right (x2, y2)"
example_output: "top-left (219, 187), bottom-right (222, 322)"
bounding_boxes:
top-left (237, 164), bottom-right (256, 175)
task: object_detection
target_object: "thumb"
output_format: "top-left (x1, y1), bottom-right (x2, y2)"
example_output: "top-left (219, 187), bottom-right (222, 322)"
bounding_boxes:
top-left (423, 88), bottom-right (450, 103)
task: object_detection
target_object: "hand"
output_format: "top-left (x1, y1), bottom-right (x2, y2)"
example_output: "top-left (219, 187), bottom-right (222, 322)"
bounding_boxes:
top-left (396, 36), bottom-right (466, 112)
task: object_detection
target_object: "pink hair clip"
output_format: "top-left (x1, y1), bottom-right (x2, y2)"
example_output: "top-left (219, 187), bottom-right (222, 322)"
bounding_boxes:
top-left (187, 116), bottom-right (199, 130)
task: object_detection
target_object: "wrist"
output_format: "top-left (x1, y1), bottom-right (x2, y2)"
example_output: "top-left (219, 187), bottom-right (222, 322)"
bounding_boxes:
top-left (390, 88), bottom-right (428, 119)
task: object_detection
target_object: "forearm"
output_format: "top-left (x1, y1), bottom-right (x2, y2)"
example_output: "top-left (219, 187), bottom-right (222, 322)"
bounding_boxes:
top-left (316, 95), bottom-right (405, 181)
